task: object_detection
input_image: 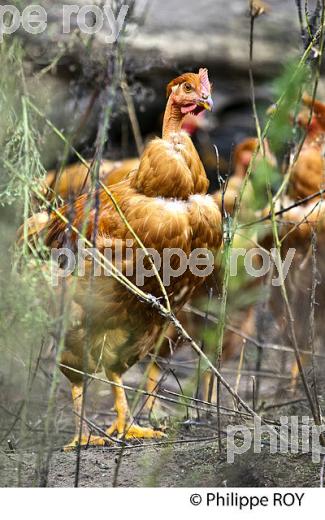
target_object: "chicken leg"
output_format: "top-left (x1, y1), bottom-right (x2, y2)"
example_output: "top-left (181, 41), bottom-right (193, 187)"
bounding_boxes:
top-left (64, 383), bottom-right (107, 451)
top-left (145, 362), bottom-right (162, 414)
top-left (106, 372), bottom-right (165, 439)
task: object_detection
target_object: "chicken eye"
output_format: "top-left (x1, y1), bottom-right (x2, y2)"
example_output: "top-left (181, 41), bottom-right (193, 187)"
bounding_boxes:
top-left (183, 82), bottom-right (192, 93)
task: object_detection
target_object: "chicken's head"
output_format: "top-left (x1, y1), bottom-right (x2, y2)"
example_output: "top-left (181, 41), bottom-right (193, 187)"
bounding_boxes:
top-left (234, 137), bottom-right (276, 177)
top-left (166, 68), bottom-right (213, 116)
top-left (234, 138), bottom-right (259, 171)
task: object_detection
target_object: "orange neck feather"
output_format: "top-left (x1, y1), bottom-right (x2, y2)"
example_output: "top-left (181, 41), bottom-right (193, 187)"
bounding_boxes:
top-left (130, 91), bottom-right (209, 200)
top-left (162, 95), bottom-right (184, 139)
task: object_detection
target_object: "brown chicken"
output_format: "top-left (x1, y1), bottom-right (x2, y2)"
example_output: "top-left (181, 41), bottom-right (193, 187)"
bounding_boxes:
top-left (272, 93), bottom-right (325, 249)
top-left (261, 93), bottom-right (325, 247)
top-left (34, 69), bottom-right (222, 448)
top-left (261, 94), bottom-right (325, 387)
top-left (289, 93), bottom-right (325, 201)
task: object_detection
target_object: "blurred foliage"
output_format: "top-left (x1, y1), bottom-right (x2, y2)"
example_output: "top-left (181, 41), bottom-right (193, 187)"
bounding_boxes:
top-left (0, 42), bottom-right (46, 207)
top-left (0, 40), bottom-right (53, 463)
top-left (268, 60), bottom-right (308, 154)
top-left (251, 160), bottom-right (281, 209)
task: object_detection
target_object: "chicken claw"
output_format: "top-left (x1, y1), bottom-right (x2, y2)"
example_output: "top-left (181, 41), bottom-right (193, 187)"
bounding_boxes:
top-left (63, 434), bottom-right (108, 452)
top-left (106, 421), bottom-right (166, 440)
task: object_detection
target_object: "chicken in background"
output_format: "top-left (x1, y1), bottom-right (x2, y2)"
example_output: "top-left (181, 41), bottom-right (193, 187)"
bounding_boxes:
top-left (260, 93), bottom-right (325, 389)
top-left (289, 93), bottom-right (325, 201)
top-left (264, 93), bottom-right (325, 261)
top-left (42, 158), bottom-right (140, 204)
top-left (22, 69), bottom-right (222, 448)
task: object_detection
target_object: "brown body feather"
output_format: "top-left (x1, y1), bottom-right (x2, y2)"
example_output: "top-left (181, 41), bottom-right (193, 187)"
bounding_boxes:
top-left (40, 158), bottom-right (140, 203)
top-left (45, 95), bottom-right (221, 385)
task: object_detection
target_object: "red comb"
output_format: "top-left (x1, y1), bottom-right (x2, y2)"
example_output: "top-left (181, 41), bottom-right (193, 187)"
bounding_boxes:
top-left (199, 68), bottom-right (210, 93)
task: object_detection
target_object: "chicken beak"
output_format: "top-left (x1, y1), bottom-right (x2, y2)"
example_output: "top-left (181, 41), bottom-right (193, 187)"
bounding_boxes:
top-left (197, 96), bottom-right (213, 111)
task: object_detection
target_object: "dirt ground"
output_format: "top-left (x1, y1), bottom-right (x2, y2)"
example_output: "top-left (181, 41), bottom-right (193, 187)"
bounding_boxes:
top-left (1, 291), bottom-right (324, 489)
top-left (1, 300), bottom-right (324, 489)
top-left (1, 433), bottom-right (322, 487)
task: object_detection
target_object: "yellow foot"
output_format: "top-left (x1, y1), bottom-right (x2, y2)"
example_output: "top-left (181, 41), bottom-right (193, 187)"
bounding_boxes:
top-left (63, 434), bottom-right (108, 452)
top-left (106, 421), bottom-right (166, 440)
